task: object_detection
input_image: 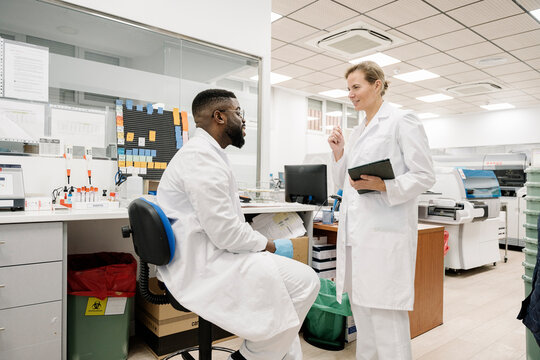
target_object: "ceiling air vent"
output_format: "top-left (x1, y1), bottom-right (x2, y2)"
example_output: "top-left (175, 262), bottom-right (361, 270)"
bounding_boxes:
top-left (445, 81), bottom-right (504, 96)
top-left (306, 21), bottom-right (403, 59)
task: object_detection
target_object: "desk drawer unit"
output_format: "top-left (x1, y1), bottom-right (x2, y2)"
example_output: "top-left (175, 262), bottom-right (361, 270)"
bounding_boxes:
top-left (0, 261), bottom-right (62, 309)
top-left (0, 222), bottom-right (63, 267)
top-left (0, 301), bottom-right (62, 359)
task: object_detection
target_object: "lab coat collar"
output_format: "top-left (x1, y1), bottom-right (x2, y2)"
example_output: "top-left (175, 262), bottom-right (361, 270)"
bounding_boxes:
top-left (360, 101), bottom-right (393, 132)
top-left (194, 127), bottom-right (226, 154)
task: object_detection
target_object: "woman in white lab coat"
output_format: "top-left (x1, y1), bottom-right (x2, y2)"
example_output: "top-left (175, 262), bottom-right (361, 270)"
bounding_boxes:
top-left (157, 89), bottom-right (319, 360)
top-left (328, 61), bottom-right (435, 360)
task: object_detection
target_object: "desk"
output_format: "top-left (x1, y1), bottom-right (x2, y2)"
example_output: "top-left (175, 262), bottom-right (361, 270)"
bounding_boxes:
top-left (313, 222), bottom-right (445, 338)
top-left (0, 203), bottom-right (317, 359)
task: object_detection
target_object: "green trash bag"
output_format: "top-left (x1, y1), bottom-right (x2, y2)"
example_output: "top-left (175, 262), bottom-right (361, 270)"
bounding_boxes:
top-left (303, 278), bottom-right (352, 351)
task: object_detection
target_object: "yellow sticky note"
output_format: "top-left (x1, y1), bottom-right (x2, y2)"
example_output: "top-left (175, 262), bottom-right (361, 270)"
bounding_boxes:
top-left (147, 162), bottom-right (154, 169)
top-left (117, 132), bottom-right (124, 139)
top-left (158, 162), bottom-right (165, 169)
top-left (181, 111), bottom-right (188, 131)
top-left (141, 161), bottom-right (147, 168)
top-left (149, 130), bottom-right (156, 142)
top-left (126, 132), bottom-right (134, 142)
top-left (173, 108), bottom-right (180, 125)
top-left (85, 297), bottom-right (107, 316)
top-left (126, 161), bottom-right (133, 167)
top-left (163, 163), bottom-right (167, 169)
top-left (118, 161), bottom-right (126, 167)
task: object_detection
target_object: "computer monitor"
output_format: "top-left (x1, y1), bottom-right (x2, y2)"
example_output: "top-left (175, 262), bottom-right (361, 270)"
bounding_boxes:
top-left (284, 164), bottom-right (327, 205)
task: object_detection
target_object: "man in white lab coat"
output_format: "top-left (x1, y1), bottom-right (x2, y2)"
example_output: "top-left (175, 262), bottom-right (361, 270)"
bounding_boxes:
top-left (156, 89), bottom-right (320, 360)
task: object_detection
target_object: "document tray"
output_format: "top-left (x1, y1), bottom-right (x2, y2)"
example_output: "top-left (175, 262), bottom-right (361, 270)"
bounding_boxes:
top-left (348, 158), bottom-right (395, 194)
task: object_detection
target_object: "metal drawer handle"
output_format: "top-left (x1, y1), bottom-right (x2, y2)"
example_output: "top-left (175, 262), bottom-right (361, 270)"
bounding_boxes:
top-left (0, 241), bottom-right (5, 244)
top-left (0, 284), bottom-right (4, 288)
top-left (0, 327), bottom-right (5, 331)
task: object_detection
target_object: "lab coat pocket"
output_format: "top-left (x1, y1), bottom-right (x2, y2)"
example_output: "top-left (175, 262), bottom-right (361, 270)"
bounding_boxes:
top-left (365, 134), bottom-right (392, 159)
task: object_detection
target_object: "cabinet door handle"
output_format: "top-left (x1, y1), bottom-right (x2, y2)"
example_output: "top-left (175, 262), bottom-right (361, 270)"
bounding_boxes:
top-left (0, 241), bottom-right (5, 244)
top-left (0, 284), bottom-right (4, 288)
top-left (0, 327), bottom-right (5, 331)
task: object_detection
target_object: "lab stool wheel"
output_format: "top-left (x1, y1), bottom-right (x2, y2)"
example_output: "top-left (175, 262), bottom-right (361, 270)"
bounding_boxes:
top-left (164, 346), bottom-right (234, 360)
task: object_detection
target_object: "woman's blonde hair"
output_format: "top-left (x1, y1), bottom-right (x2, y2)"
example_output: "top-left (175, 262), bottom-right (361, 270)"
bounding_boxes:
top-left (345, 61), bottom-right (389, 97)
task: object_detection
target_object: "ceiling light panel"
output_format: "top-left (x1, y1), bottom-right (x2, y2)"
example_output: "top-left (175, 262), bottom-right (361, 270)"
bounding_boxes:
top-left (319, 89), bottom-right (349, 98)
top-left (271, 12), bottom-right (283, 22)
top-left (366, 0), bottom-right (439, 28)
top-left (396, 14), bottom-right (463, 40)
top-left (447, 0), bottom-right (522, 27)
top-left (480, 103), bottom-right (515, 110)
top-left (472, 14), bottom-right (539, 40)
top-left (272, 44), bottom-right (317, 62)
top-left (446, 42), bottom-right (502, 61)
top-left (272, 18), bottom-right (319, 43)
top-left (393, 69), bottom-right (440, 82)
top-left (349, 52), bottom-right (401, 67)
top-left (288, 0), bottom-right (358, 30)
top-left (423, 29), bottom-right (484, 51)
top-left (272, 0), bottom-right (316, 16)
top-left (416, 93), bottom-right (454, 102)
top-left (532, 8), bottom-right (540, 21)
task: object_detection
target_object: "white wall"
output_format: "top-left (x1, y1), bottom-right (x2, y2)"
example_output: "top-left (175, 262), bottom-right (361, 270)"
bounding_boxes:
top-left (62, 0), bottom-right (272, 180)
top-left (423, 106), bottom-right (540, 149)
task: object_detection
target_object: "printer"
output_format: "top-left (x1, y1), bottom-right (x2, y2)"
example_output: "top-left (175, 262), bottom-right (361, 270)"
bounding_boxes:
top-left (418, 167), bottom-right (501, 270)
top-left (0, 164), bottom-right (25, 211)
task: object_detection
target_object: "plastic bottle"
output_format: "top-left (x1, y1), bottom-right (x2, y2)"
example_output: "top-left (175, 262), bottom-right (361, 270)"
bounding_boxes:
top-left (126, 174), bottom-right (143, 199)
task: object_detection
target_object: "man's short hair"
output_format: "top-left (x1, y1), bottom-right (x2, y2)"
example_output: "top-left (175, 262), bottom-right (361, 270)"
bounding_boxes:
top-left (192, 89), bottom-right (237, 117)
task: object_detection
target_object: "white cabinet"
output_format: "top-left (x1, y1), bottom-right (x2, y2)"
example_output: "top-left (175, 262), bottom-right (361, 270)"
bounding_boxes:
top-left (0, 222), bottom-right (63, 359)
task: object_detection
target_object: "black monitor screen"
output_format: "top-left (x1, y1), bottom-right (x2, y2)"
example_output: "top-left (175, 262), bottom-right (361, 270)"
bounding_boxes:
top-left (284, 164), bottom-right (327, 205)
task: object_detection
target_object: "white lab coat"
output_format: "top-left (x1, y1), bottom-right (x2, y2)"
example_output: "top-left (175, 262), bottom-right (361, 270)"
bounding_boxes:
top-left (332, 102), bottom-right (435, 310)
top-left (156, 128), bottom-right (299, 342)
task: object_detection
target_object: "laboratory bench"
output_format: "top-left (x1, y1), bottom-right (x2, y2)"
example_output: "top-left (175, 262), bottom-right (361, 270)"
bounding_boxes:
top-left (313, 221), bottom-right (445, 339)
top-left (0, 203), bottom-right (318, 359)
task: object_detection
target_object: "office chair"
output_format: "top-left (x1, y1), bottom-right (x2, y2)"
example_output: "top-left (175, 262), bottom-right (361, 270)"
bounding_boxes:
top-left (121, 198), bottom-right (234, 360)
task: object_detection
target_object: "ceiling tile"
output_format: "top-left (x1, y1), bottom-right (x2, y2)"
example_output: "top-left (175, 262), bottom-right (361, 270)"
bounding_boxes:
top-left (505, 94), bottom-right (536, 102)
top-left (389, 83), bottom-right (427, 94)
top-left (513, 78), bottom-right (540, 89)
top-left (383, 63), bottom-right (419, 78)
top-left (288, 0), bottom-right (358, 30)
top-left (417, 77), bottom-right (457, 89)
top-left (277, 78), bottom-right (314, 90)
top-left (271, 58), bottom-right (289, 70)
top-left (271, 38), bottom-right (286, 51)
top-left (498, 70), bottom-right (540, 83)
top-left (526, 58), bottom-right (540, 69)
top-left (386, 28), bottom-right (416, 44)
top-left (516, 0), bottom-right (540, 11)
top-left (333, 0), bottom-right (394, 13)
top-left (291, 30), bottom-right (328, 54)
top-left (489, 89), bottom-right (527, 99)
top-left (482, 61), bottom-right (532, 76)
top-left (512, 99), bottom-right (540, 107)
top-left (274, 64), bottom-right (315, 77)
top-left (297, 71), bottom-right (338, 84)
top-left (446, 42), bottom-right (503, 61)
top-left (272, 18), bottom-right (319, 42)
top-left (300, 84), bottom-right (333, 94)
top-left (510, 45), bottom-right (540, 61)
top-left (446, 0), bottom-right (522, 27)
top-left (445, 70), bottom-right (492, 83)
top-left (472, 14), bottom-right (539, 40)
top-left (428, 62), bottom-right (476, 76)
top-left (321, 77), bottom-right (349, 89)
top-left (407, 89), bottom-right (437, 98)
top-left (272, 0), bottom-right (317, 16)
top-left (408, 52), bottom-right (458, 69)
top-left (384, 94), bottom-right (411, 103)
top-left (492, 30), bottom-right (540, 51)
top-left (384, 42), bottom-right (439, 61)
top-left (397, 14), bottom-right (464, 40)
top-left (423, 29), bottom-right (484, 51)
top-left (272, 44), bottom-right (317, 62)
top-left (322, 62), bottom-right (352, 77)
top-left (423, 0), bottom-right (478, 12)
top-left (366, 0), bottom-right (439, 28)
top-left (524, 87), bottom-right (540, 95)
top-left (296, 53), bottom-right (344, 70)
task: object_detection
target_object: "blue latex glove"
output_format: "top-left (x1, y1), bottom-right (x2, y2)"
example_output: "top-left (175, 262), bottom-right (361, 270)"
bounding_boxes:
top-left (274, 238), bottom-right (293, 258)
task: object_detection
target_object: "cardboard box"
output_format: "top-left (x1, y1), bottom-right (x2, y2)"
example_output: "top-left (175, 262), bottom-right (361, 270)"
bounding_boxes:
top-left (291, 236), bottom-right (308, 264)
top-left (136, 307), bottom-right (198, 337)
top-left (136, 278), bottom-right (190, 321)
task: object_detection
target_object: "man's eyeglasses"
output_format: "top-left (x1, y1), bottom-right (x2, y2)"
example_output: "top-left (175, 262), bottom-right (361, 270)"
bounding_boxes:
top-left (217, 108), bottom-right (245, 120)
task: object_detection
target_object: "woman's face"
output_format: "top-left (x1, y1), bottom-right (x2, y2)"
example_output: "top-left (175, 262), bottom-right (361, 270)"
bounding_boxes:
top-left (346, 70), bottom-right (381, 112)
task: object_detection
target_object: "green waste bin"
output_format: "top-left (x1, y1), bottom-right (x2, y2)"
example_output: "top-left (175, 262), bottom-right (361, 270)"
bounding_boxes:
top-left (67, 252), bottom-right (137, 360)
top-left (303, 278), bottom-right (352, 351)
top-left (523, 274), bottom-right (540, 360)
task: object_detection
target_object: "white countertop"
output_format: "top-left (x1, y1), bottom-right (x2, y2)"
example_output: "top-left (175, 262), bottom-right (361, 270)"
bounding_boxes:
top-left (418, 222), bottom-right (445, 231)
top-left (0, 202), bottom-right (319, 224)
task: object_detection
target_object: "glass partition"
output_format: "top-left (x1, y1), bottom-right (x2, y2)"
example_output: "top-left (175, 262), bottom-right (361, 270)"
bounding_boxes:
top-left (0, 0), bottom-right (261, 185)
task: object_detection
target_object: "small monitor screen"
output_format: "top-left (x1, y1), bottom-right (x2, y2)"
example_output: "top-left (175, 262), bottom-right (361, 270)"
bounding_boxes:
top-left (284, 164), bottom-right (327, 205)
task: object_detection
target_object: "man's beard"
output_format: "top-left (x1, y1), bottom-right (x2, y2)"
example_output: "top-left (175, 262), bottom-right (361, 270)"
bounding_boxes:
top-left (226, 123), bottom-right (245, 148)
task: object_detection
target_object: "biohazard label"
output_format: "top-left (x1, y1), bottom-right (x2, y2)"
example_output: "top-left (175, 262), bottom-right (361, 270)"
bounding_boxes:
top-left (85, 297), bottom-right (108, 316)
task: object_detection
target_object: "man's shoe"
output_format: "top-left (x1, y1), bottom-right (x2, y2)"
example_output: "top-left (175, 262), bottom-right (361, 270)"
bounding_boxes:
top-left (227, 350), bottom-right (247, 360)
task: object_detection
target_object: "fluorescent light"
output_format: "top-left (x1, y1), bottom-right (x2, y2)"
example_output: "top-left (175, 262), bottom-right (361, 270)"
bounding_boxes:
top-left (480, 103), bottom-right (515, 111)
top-left (388, 102), bottom-right (403, 108)
top-left (349, 52), bottom-right (401, 67)
top-left (417, 113), bottom-right (439, 119)
top-left (531, 8), bottom-right (540, 21)
top-left (271, 12), bottom-right (283, 22)
top-left (393, 69), bottom-right (439, 83)
top-left (250, 72), bottom-right (291, 84)
top-left (326, 111), bottom-right (343, 117)
top-left (318, 89), bottom-right (349, 98)
top-left (416, 93), bottom-right (453, 102)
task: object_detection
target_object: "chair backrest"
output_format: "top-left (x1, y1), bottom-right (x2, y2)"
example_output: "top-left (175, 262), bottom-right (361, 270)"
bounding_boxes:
top-left (127, 198), bottom-right (175, 265)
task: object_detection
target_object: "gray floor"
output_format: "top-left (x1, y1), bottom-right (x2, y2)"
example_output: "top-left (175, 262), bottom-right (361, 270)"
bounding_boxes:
top-left (128, 248), bottom-right (527, 359)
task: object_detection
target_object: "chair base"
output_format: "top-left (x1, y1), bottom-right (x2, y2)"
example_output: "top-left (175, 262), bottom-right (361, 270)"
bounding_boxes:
top-left (164, 345), bottom-right (235, 360)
